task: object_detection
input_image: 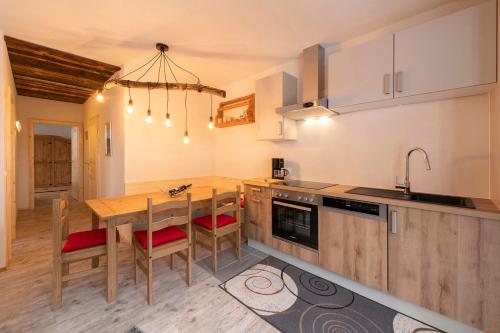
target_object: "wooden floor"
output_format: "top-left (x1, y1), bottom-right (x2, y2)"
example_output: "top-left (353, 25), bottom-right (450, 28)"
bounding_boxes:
top-left (0, 193), bottom-right (276, 333)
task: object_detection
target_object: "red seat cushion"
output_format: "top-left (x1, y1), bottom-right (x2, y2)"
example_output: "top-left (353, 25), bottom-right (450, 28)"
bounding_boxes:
top-left (193, 214), bottom-right (237, 230)
top-left (133, 226), bottom-right (187, 249)
top-left (62, 229), bottom-right (119, 253)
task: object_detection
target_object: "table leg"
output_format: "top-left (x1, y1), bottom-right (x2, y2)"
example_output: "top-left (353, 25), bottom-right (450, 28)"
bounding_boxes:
top-left (107, 217), bottom-right (118, 302)
top-left (91, 212), bottom-right (100, 268)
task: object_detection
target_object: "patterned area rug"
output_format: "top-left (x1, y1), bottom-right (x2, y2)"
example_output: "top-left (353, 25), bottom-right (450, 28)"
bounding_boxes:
top-left (220, 256), bottom-right (443, 333)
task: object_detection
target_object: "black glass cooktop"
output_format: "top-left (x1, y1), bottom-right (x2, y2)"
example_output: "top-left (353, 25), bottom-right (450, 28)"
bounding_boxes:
top-left (277, 180), bottom-right (335, 190)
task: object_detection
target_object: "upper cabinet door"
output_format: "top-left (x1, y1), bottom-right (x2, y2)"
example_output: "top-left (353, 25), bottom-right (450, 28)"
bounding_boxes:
top-left (328, 35), bottom-right (394, 108)
top-left (394, 0), bottom-right (497, 98)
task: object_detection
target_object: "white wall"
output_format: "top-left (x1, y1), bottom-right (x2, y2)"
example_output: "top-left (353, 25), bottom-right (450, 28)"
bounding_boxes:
top-left (83, 86), bottom-right (125, 198)
top-left (16, 96), bottom-right (83, 209)
top-left (214, 59), bottom-right (491, 198)
top-left (123, 82), bottom-right (216, 184)
top-left (0, 31), bottom-right (17, 268)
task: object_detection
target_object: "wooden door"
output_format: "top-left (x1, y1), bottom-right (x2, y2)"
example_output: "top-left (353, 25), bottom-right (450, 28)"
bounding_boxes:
top-left (244, 186), bottom-right (272, 246)
top-left (34, 135), bottom-right (53, 188)
top-left (86, 115), bottom-right (99, 199)
top-left (394, 0), bottom-right (496, 98)
top-left (319, 207), bottom-right (387, 291)
top-left (388, 205), bottom-right (500, 332)
top-left (52, 136), bottom-right (71, 186)
top-left (328, 34), bottom-right (394, 108)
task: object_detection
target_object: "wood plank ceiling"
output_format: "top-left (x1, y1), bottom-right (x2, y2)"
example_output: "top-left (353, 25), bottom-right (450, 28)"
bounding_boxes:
top-left (4, 36), bottom-right (120, 104)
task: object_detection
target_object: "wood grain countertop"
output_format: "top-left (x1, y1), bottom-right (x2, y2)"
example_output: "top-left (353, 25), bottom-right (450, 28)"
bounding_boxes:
top-left (270, 183), bottom-right (500, 221)
top-left (86, 186), bottom-right (236, 219)
top-left (242, 178), bottom-right (283, 188)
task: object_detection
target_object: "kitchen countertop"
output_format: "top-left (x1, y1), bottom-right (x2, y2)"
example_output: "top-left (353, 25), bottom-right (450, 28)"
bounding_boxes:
top-left (269, 182), bottom-right (500, 221)
top-left (242, 178), bottom-right (283, 188)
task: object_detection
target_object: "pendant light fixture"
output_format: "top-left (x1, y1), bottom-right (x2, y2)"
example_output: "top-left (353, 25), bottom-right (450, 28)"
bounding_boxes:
top-left (183, 90), bottom-right (189, 144)
top-left (145, 83), bottom-right (153, 124)
top-left (96, 89), bottom-right (104, 103)
top-left (208, 94), bottom-right (214, 129)
top-left (126, 81), bottom-right (134, 114)
top-left (100, 42), bottom-right (226, 141)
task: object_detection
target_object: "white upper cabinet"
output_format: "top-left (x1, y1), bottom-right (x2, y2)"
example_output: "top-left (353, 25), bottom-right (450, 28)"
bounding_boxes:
top-left (329, 35), bottom-right (394, 108)
top-left (255, 72), bottom-right (298, 140)
top-left (394, 0), bottom-right (497, 98)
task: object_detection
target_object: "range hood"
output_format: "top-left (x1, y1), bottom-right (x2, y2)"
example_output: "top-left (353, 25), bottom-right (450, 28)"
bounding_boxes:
top-left (276, 44), bottom-right (337, 120)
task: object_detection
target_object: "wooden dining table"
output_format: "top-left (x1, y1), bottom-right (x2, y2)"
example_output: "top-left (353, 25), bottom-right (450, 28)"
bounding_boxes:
top-left (85, 185), bottom-right (235, 303)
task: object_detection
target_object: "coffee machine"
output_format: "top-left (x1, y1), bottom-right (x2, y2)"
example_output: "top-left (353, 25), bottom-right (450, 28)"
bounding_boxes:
top-left (272, 158), bottom-right (289, 179)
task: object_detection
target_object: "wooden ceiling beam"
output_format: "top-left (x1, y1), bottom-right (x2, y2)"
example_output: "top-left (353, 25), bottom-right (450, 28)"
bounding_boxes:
top-left (4, 36), bottom-right (120, 75)
top-left (17, 89), bottom-right (87, 104)
top-left (8, 52), bottom-right (113, 82)
top-left (11, 63), bottom-right (108, 90)
top-left (13, 74), bottom-right (95, 95)
top-left (4, 35), bottom-right (120, 104)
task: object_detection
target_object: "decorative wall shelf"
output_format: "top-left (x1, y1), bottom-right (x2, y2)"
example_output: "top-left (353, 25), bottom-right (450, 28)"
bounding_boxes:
top-left (215, 93), bottom-right (255, 128)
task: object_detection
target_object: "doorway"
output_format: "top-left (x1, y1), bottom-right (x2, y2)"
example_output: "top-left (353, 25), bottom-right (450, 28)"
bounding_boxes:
top-left (28, 119), bottom-right (84, 208)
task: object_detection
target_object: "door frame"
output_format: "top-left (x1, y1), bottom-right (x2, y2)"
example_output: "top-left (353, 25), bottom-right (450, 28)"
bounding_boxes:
top-left (28, 118), bottom-right (84, 209)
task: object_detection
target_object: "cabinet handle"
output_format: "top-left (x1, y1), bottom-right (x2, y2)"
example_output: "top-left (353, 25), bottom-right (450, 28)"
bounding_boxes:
top-left (251, 198), bottom-right (261, 204)
top-left (390, 211), bottom-right (398, 234)
top-left (383, 74), bottom-right (391, 95)
top-left (395, 71), bottom-right (403, 93)
top-left (250, 187), bottom-right (262, 192)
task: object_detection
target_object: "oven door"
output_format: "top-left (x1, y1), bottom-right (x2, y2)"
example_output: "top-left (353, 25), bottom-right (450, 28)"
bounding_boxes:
top-left (272, 199), bottom-right (318, 250)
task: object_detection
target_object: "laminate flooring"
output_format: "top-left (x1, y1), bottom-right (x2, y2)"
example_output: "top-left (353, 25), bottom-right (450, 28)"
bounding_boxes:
top-left (0, 193), bottom-right (276, 333)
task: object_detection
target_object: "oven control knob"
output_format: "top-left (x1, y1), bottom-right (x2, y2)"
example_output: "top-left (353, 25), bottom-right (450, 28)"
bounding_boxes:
top-left (303, 197), bottom-right (309, 202)
top-left (309, 197), bottom-right (314, 203)
top-left (277, 193), bottom-right (282, 197)
top-left (283, 194), bottom-right (289, 198)
top-left (297, 196), bottom-right (302, 200)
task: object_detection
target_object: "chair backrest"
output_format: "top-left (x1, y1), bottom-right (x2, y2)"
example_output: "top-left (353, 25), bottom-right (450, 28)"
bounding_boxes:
top-left (211, 185), bottom-right (241, 231)
top-left (146, 193), bottom-right (192, 255)
top-left (53, 192), bottom-right (70, 257)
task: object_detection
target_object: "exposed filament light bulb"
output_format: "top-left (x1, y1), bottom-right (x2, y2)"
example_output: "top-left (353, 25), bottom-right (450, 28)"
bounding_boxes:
top-left (145, 109), bottom-right (153, 124)
top-left (164, 113), bottom-right (172, 127)
top-left (183, 130), bottom-right (189, 144)
top-left (127, 99), bottom-right (134, 114)
top-left (208, 116), bottom-right (214, 129)
top-left (96, 90), bottom-right (104, 103)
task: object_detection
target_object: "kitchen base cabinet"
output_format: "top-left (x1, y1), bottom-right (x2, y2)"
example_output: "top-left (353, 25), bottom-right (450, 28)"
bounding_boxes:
top-left (388, 206), bottom-right (500, 333)
top-left (272, 236), bottom-right (318, 265)
top-left (244, 185), bottom-right (272, 246)
top-left (319, 208), bottom-right (387, 292)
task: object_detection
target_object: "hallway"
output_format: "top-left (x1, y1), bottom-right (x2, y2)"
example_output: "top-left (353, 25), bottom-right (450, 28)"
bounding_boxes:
top-left (0, 195), bottom-right (270, 333)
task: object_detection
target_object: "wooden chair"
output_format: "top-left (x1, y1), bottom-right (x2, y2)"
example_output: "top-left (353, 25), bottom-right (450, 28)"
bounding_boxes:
top-left (192, 186), bottom-right (241, 272)
top-left (52, 192), bottom-right (119, 309)
top-left (132, 194), bottom-right (192, 304)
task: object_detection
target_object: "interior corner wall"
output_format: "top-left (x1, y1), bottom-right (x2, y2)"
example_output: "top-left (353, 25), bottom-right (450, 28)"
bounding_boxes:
top-left (0, 31), bottom-right (17, 268)
top-left (15, 96), bottom-right (84, 209)
top-left (489, 2), bottom-right (500, 205)
top-left (83, 86), bottom-right (125, 198)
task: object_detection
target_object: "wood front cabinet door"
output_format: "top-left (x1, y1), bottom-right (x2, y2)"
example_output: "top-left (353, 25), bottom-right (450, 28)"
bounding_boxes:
top-left (318, 207), bottom-right (388, 291)
top-left (244, 186), bottom-right (272, 246)
top-left (388, 205), bottom-right (500, 332)
top-left (34, 135), bottom-right (72, 189)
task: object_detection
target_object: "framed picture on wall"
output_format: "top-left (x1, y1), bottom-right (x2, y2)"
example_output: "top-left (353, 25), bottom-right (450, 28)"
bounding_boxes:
top-left (104, 121), bottom-right (112, 156)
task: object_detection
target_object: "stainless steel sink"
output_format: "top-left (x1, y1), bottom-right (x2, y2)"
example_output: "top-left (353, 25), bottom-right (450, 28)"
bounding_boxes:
top-left (346, 187), bottom-right (475, 209)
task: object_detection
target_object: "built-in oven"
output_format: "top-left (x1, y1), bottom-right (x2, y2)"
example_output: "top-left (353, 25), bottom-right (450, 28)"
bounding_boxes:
top-left (272, 189), bottom-right (319, 250)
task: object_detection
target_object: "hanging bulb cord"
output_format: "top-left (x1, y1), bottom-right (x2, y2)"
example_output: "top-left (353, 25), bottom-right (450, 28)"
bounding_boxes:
top-left (127, 81), bottom-right (132, 100)
top-left (162, 54), bottom-right (170, 116)
top-left (210, 94), bottom-right (213, 118)
top-left (148, 83), bottom-right (151, 111)
top-left (184, 90), bottom-right (188, 132)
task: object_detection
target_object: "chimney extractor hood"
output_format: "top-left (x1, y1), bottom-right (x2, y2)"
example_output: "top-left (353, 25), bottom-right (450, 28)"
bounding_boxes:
top-left (276, 44), bottom-right (337, 120)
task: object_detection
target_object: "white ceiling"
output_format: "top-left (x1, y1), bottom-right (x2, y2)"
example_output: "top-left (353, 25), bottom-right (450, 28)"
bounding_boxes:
top-left (0, 0), bottom-right (453, 86)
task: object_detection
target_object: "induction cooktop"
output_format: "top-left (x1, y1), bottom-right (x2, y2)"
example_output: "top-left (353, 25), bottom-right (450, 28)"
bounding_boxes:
top-left (276, 180), bottom-right (335, 190)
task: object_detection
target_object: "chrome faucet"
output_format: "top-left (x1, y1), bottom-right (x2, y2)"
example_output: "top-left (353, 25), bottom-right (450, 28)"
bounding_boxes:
top-left (396, 147), bottom-right (431, 195)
